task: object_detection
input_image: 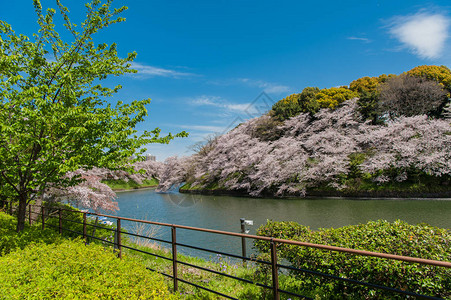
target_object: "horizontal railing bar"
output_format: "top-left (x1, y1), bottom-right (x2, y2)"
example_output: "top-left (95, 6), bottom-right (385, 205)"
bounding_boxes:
top-left (176, 259), bottom-right (273, 290)
top-left (145, 267), bottom-right (173, 279)
top-left (121, 244), bottom-right (173, 262)
top-left (85, 234), bottom-right (116, 245)
top-left (176, 277), bottom-right (238, 300)
top-left (175, 242), bottom-right (259, 263)
top-left (59, 218), bottom-right (84, 225)
top-left (58, 217), bottom-right (79, 223)
top-left (87, 223), bottom-right (116, 232)
top-left (176, 241), bottom-right (271, 265)
top-left (119, 230), bottom-right (171, 245)
top-left (279, 263), bottom-right (442, 299)
top-left (61, 227), bottom-right (84, 236)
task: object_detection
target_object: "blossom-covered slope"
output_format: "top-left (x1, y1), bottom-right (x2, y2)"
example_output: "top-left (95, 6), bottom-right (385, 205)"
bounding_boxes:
top-left (158, 99), bottom-right (451, 197)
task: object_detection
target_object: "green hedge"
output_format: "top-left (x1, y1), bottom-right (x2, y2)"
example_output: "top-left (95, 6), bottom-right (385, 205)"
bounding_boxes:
top-left (0, 239), bottom-right (177, 299)
top-left (255, 220), bottom-right (451, 299)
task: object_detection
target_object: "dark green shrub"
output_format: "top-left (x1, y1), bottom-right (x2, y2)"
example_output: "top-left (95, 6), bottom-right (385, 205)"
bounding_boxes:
top-left (0, 239), bottom-right (177, 299)
top-left (255, 220), bottom-right (451, 299)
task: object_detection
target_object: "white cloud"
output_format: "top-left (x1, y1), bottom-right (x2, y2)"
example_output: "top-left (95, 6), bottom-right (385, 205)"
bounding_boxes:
top-left (130, 62), bottom-right (195, 78)
top-left (347, 36), bottom-right (371, 43)
top-left (179, 124), bottom-right (226, 132)
top-left (190, 95), bottom-right (252, 113)
top-left (238, 78), bottom-right (291, 94)
top-left (208, 78), bottom-right (290, 94)
top-left (389, 12), bottom-right (450, 59)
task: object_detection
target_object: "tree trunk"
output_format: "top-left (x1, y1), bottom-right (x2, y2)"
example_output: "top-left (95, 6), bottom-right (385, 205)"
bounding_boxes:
top-left (16, 194), bottom-right (28, 232)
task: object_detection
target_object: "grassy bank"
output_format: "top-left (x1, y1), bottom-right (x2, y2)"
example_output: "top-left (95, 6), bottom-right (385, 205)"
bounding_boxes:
top-left (102, 178), bottom-right (159, 191)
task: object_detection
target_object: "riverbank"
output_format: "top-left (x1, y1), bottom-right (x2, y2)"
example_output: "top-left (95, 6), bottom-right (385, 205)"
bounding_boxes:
top-left (102, 178), bottom-right (159, 192)
top-left (179, 186), bottom-right (451, 199)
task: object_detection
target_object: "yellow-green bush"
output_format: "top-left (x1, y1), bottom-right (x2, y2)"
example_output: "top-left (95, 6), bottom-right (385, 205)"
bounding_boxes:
top-left (0, 239), bottom-right (177, 299)
top-left (0, 212), bottom-right (64, 256)
top-left (315, 87), bottom-right (358, 109)
top-left (349, 74), bottom-right (395, 95)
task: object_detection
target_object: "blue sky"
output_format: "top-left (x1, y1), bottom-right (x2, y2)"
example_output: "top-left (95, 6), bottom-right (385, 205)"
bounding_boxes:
top-left (2, 0), bottom-right (451, 160)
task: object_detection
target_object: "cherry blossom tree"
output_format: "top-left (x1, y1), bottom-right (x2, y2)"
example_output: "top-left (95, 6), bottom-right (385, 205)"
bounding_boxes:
top-left (46, 170), bottom-right (118, 212)
top-left (157, 98), bottom-right (450, 197)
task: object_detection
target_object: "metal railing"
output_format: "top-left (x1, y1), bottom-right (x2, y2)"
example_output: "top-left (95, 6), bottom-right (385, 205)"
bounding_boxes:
top-left (2, 201), bottom-right (450, 300)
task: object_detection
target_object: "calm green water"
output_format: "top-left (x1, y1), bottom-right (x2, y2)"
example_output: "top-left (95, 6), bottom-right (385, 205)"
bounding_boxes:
top-left (108, 190), bottom-right (451, 259)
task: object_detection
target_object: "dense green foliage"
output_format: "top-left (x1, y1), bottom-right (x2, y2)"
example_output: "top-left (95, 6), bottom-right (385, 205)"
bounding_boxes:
top-left (0, 239), bottom-right (176, 299)
top-left (255, 220), bottom-right (451, 299)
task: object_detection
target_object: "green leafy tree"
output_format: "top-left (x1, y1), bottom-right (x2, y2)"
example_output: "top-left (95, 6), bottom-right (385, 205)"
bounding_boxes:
top-left (349, 74), bottom-right (395, 95)
top-left (0, 0), bottom-right (187, 232)
top-left (271, 87), bottom-right (320, 121)
top-left (356, 90), bottom-right (382, 124)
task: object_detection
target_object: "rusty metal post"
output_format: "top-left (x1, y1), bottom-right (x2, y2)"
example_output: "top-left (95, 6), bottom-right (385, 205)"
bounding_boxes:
top-left (117, 219), bottom-right (122, 259)
top-left (28, 205), bottom-right (32, 225)
top-left (59, 209), bottom-right (63, 234)
top-left (41, 206), bottom-right (45, 230)
top-left (171, 226), bottom-right (178, 291)
top-left (83, 212), bottom-right (87, 243)
top-left (240, 218), bottom-right (247, 264)
top-left (270, 239), bottom-right (280, 300)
